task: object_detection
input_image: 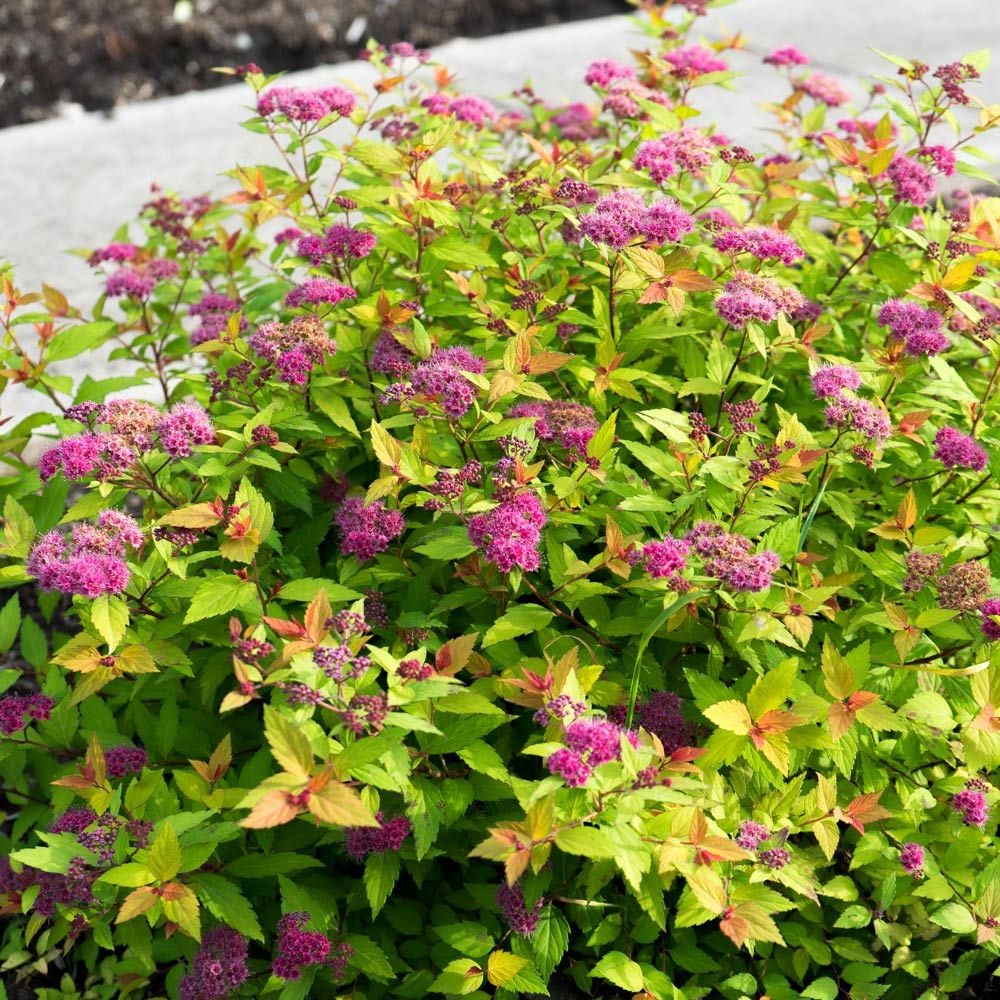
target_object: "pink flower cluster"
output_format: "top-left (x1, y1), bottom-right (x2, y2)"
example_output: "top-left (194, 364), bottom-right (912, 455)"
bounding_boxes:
top-left (497, 881), bottom-right (543, 936)
top-left (179, 927), bottom-right (250, 1000)
top-left (335, 497), bottom-right (405, 561)
top-left (157, 403), bottom-right (215, 458)
top-left (285, 278), bottom-right (356, 309)
top-left (0, 693), bottom-right (54, 735)
top-left (550, 103), bottom-right (602, 142)
top-left (633, 130), bottom-right (716, 183)
top-left (105, 259), bottom-right (179, 300)
top-left (547, 718), bottom-right (637, 787)
top-left (878, 299), bottom-right (950, 357)
top-left (610, 691), bottom-right (694, 753)
top-left (105, 745), bottom-right (147, 779)
top-left (664, 45), bottom-right (728, 76)
top-left (421, 93), bottom-right (496, 127)
top-left (919, 144), bottom-right (957, 176)
top-left (713, 226), bottom-right (804, 265)
top-left (584, 59), bottom-right (635, 89)
top-left (344, 812), bottom-right (411, 860)
top-left (189, 292), bottom-right (245, 346)
top-left (933, 426), bottom-right (988, 471)
top-left (953, 784), bottom-right (989, 827)
top-left (370, 331), bottom-right (415, 378)
top-left (296, 224), bottom-right (377, 264)
top-left (601, 78), bottom-right (673, 120)
top-left (272, 912), bottom-right (351, 981)
top-left (642, 537), bottom-right (689, 588)
top-left (811, 364), bottom-right (861, 399)
top-left (736, 821), bottom-right (771, 850)
top-left (715, 271), bottom-right (805, 327)
top-left (886, 155), bottom-right (936, 207)
top-left (685, 522), bottom-right (781, 592)
top-left (87, 242), bottom-right (138, 266)
top-left (257, 85), bottom-right (356, 122)
top-left (981, 599), bottom-right (1000, 641)
top-left (247, 316), bottom-right (337, 385)
top-left (899, 842), bottom-right (925, 878)
top-left (508, 400), bottom-right (598, 458)
top-left (824, 394), bottom-right (891, 443)
top-left (796, 72), bottom-right (850, 106)
top-left (578, 190), bottom-right (694, 250)
top-left (764, 47), bottom-right (809, 67)
top-left (382, 346), bottom-right (486, 419)
top-left (39, 432), bottom-right (135, 483)
top-left (468, 491), bottom-right (547, 573)
top-left (27, 510), bottom-right (142, 598)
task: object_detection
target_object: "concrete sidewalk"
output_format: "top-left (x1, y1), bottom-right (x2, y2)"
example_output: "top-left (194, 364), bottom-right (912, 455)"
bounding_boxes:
top-left (0, 0), bottom-right (997, 425)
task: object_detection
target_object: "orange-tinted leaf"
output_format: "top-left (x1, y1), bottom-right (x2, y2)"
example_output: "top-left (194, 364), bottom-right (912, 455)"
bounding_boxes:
top-left (240, 790), bottom-right (301, 829)
top-left (436, 634), bottom-right (478, 676)
top-left (307, 780), bottom-right (380, 827)
top-left (116, 887), bottom-right (158, 923)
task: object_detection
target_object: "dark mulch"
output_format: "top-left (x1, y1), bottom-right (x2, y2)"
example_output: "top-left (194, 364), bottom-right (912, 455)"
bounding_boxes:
top-left (0, 0), bottom-right (629, 128)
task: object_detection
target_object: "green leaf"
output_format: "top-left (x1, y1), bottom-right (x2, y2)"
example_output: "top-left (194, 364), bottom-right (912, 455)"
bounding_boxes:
top-left (1, 496), bottom-right (35, 558)
top-left (347, 934), bottom-right (395, 982)
top-left (456, 741), bottom-right (509, 782)
top-left (555, 827), bottom-right (617, 859)
top-left (426, 234), bottom-right (497, 270)
top-left (146, 823), bottom-right (182, 882)
top-left (482, 604), bottom-right (553, 647)
top-left (531, 906), bottom-right (570, 979)
top-left (197, 873), bottom-right (264, 941)
top-left (434, 922), bottom-right (495, 958)
top-left (184, 576), bottom-right (257, 624)
top-left (44, 321), bottom-right (115, 362)
top-left (364, 851), bottom-right (400, 917)
top-left (929, 902), bottom-right (976, 935)
top-left (430, 958), bottom-right (484, 994)
top-left (313, 390), bottom-right (360, 437)
top-left (0, 594), bottom-right (21, 653)
top-left (591, 951), bottom-right (644, 992)
top-left (413, 527), bottom-right (477, 560)
top-left (98, 863), bottom-right (155, 887)
top-left (90, 594), bottom-right (129, 651)
top-left (225, 853), bottom-right (324, 878)
top-left (276, 578), bottom-right (362, 603)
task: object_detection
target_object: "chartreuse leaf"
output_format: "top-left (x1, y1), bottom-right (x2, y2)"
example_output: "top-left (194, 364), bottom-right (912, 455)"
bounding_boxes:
top-left (482, 604), bottom-right (553, 647)
top-left (364, 851), bottom-right (400, 917)
top-left (591, 951), bottom-right (644, 992)
top-left (146, 823), bottom-right (182, 882)
top-left (184, 575), bottom-right (257, 623)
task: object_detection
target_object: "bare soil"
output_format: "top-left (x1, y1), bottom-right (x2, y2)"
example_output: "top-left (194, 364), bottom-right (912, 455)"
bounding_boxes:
top-left (0, 0), bottom-right (628, 128)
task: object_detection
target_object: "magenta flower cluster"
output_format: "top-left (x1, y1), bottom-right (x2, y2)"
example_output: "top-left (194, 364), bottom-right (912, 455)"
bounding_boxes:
top-left (664, 45), bottom-right (728, 76)
top-left (811, 364), bottom-right (862, 399)
top-left (105, 745), bottom-right (147, 780)
top-left (247, 316), bottom-right (338, 386)
top-left (468, 491), bottom-right (547, 573)
top-left (0, 692), bottom-right (54, 735)
top-left (952, 784), bottom-right (989, 827)
top-left (642, 537), bottom-right (689, 589)
top-left (899, 842), bottom-right (926, 878)
top-left (547, 718), bottom-right (638, 787)
top-left (886, 154), bottom-right (936, 207)
top-left (823, 393), bottom-right (891, 444)
top-left (382, 346), bottom-right (486, 419)
top-left (296, 224), bottom-right (377, 264)
top-left (285, 278), bottom-right (356, 309)
top-left (764, 47), bottom-right (809, 67)
top-left (796, 72), bottom-right (849, 106)
top-left (335, 497), bottom-right (405, 561)
top-left (578, 190), bottom-right (694, 250)
top-left (158, 403), bottom-right (215, 458)
top-left (497, 881), bottom-right (544, 936)
top-left (508, 400), bottom-right (598, 458)
top-left (178, 927), bottom-right (250, 1000)
top-left (715, 271), bottom-right (806, 327)
top-left (982, 599), bottom-right (1000, 641)
top-left (104, 259), bottom-right (179, 300)
top-left (712, 226), bottom-right (805, 265)
top-left (633, 130), bottom-right (716, 182)
top-left (421, 93), bottom-right (496, 127)
top-left (583, 59), bottom-right (635, 89)
top-left (27, 510), bottom-right (142, 598)
top-left (610, 691), bottom-right (694, 753)
top-left (735, 821), bottom-right (771, 850)
top-left (344, 812), bottom-right (411, 861)
top-left (933, 426), bottom-right (988, 471)
top-left (257, 85), bottom-right (356, 122)
top-left (877, 299), bottom-right (949, 356)
top-left (272, 912), bottom-right (333, 980)
top-left (189, 292), bottom-right (245, 345)
top-left (684, 522), bottom-right (781, 592)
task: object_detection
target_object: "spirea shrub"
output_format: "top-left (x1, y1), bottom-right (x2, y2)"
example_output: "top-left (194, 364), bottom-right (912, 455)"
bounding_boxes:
top-left (1, 1), bottom-right (1000, 997)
